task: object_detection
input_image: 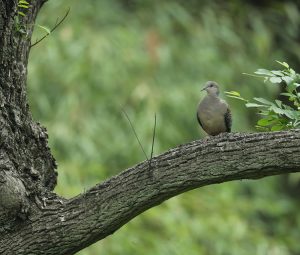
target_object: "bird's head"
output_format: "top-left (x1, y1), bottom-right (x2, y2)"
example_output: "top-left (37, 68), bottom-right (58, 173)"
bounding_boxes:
top-left (201, 81), bottom-right (220, 96)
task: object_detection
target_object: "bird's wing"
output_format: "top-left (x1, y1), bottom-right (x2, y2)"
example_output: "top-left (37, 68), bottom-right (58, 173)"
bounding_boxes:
top-left (224, 107), bottom-right (232, 132)
top-left (196, 111), bottom-right (203, 128)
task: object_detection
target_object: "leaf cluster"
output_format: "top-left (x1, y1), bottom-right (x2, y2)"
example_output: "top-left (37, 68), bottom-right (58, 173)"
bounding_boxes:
top-left (17, 0), bottom-right (30, 17)
top-left (226, 61), bottom-right (300, 131)
top-left (15, 0), bottom-right (30, 34)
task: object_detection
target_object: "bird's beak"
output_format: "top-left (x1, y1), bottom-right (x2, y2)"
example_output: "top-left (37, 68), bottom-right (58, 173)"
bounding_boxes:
top-left (201, 87), bottom-right (206, 92)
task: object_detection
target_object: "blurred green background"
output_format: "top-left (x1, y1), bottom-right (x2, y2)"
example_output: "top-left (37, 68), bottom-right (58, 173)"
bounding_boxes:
top-left (28, 0), bottom-right (300, 254)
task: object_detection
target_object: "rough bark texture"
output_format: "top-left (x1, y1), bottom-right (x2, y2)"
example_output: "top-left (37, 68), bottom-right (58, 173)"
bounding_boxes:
top-left (1, 1), bottom-right (300, 255)
top-left (0, 0), bottom-right (57, 226)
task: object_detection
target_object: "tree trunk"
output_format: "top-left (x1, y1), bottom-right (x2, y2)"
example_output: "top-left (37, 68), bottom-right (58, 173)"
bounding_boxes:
top-left (1, 1), bottom-right (300, 255)
top-left (0, 0), bottom-right (57, 224)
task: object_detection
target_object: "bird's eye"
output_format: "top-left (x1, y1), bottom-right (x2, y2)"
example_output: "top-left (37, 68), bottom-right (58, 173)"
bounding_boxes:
top-left (209, 84), bottom-right (213, 87)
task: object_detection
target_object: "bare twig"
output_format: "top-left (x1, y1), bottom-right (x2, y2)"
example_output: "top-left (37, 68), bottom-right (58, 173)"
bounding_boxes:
top-left (122, 109), bottom-right (149, 161)
top-left (148, 113), bottom-right (156, 168)
top-left (30, 8), bottom-right (70, 48)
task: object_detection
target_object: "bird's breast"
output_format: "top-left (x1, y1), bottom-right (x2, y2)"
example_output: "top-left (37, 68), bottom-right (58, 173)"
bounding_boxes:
top-left (197, 98), bottom-right (227, 135)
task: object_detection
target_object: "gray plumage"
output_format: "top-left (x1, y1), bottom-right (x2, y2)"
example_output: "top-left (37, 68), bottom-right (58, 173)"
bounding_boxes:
top-left (197, 81), bottom-right (232, 136)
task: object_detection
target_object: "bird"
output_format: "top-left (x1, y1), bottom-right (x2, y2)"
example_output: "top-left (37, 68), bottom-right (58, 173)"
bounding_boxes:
top-left (197, 81), bottom-right (232, 136)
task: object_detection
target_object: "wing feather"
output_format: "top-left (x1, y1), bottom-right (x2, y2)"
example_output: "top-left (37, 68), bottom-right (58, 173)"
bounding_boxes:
top-left (196, 111), bottom-right (203, 128)
top-left (224, 108), bottom-right (232, 132)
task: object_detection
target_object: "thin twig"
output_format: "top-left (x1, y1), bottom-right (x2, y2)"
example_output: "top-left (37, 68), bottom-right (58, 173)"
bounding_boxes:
top-left (148, 113), bottom-right (156, 168)
top-left (30, 8), bottom-right (70, 48)
top-left (122, 109), bottom-right (149, 161)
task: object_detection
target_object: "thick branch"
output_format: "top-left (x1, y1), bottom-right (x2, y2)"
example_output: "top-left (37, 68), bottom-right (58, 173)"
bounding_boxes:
top-left (1, 130), bottom-right (300, 255)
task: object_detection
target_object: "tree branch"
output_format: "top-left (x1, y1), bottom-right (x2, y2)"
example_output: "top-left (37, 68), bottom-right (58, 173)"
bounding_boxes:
top-left (1, 130), bottom-right (300, 254)
top-left (30, 7), bottom-right (70, 48)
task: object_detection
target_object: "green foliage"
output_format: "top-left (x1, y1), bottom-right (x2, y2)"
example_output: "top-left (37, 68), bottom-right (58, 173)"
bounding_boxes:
top-left (226, 61), bottom-right (300, 131)
top-left (15, 0), bottom-right (55, 41)
top-left (36, 24), bottom-right (51, 35)
top-left (15, 0), bottom-right (30, 34)
top-left (28, 1), bottom-right (300, 254)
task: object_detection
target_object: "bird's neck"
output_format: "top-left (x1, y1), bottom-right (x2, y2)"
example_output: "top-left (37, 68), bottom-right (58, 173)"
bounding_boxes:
top-left (207, 94), bottom-right (219, 99)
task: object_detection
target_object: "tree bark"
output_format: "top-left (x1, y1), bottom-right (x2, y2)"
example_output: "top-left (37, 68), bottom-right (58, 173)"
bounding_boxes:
top-left (0, 0), bottom-right (57, 224)
top-left (1, 1), bottom-right (300, 255)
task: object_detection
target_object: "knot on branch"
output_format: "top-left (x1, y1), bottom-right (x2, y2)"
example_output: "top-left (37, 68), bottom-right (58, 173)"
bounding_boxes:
top-left (0, 170), bottom-right (30, 225)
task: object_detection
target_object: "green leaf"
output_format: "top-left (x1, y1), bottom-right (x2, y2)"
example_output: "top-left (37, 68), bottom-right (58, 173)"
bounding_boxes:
top-left (226, 95), bottom-right (247, 101)
top-left (282, 104), bottom-right (294, 111)
top-left (245, 103), bottom-right (266, 108)
top-left (271, 70), bottom-right (284, 76)
top-left (225, 91), bottom-right (248, 102)
top-left (294, 83), bottom-right (300, 87)
top-left (37, 24), bottom-right (51, 34)
top-left (257, 118), bottom-right (272, 127)
top-left (270, 105), bottom-right (286, 115)
top-left (271, 125), bottom-right (285, 131)
top-left (293, 120), bottom-right (300, 127)
top-left (282, 76), bottom-right (293, 84)
top-left (18, 11), bottom-right (26, 17)
top-left (286, 82), bottom-right (300, 93)
top-left (276, 60), bottom-right (289, 69)
top-left (275, 100), bottom-right (282, 107)
top-left (254, 69), bottom-right (274, 76)
top-left (18, 4), bottom-right (29, 8)
top-left (258, 110), bottom-right (270, 116)
top-left (280, 92), bottom-right (293, 97)
top-left (253, 97), bottom-right (273, 105)
top-left (290, 69), bottom-right (296, 75)
top-left (269, 76), bottom-right (282, 83)
top-left (18, 0), bottom-right (29, 4)
top-left (282, 110), bottom-right (295, 119)
top-left (225, 91), bottom-right (240, 97)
